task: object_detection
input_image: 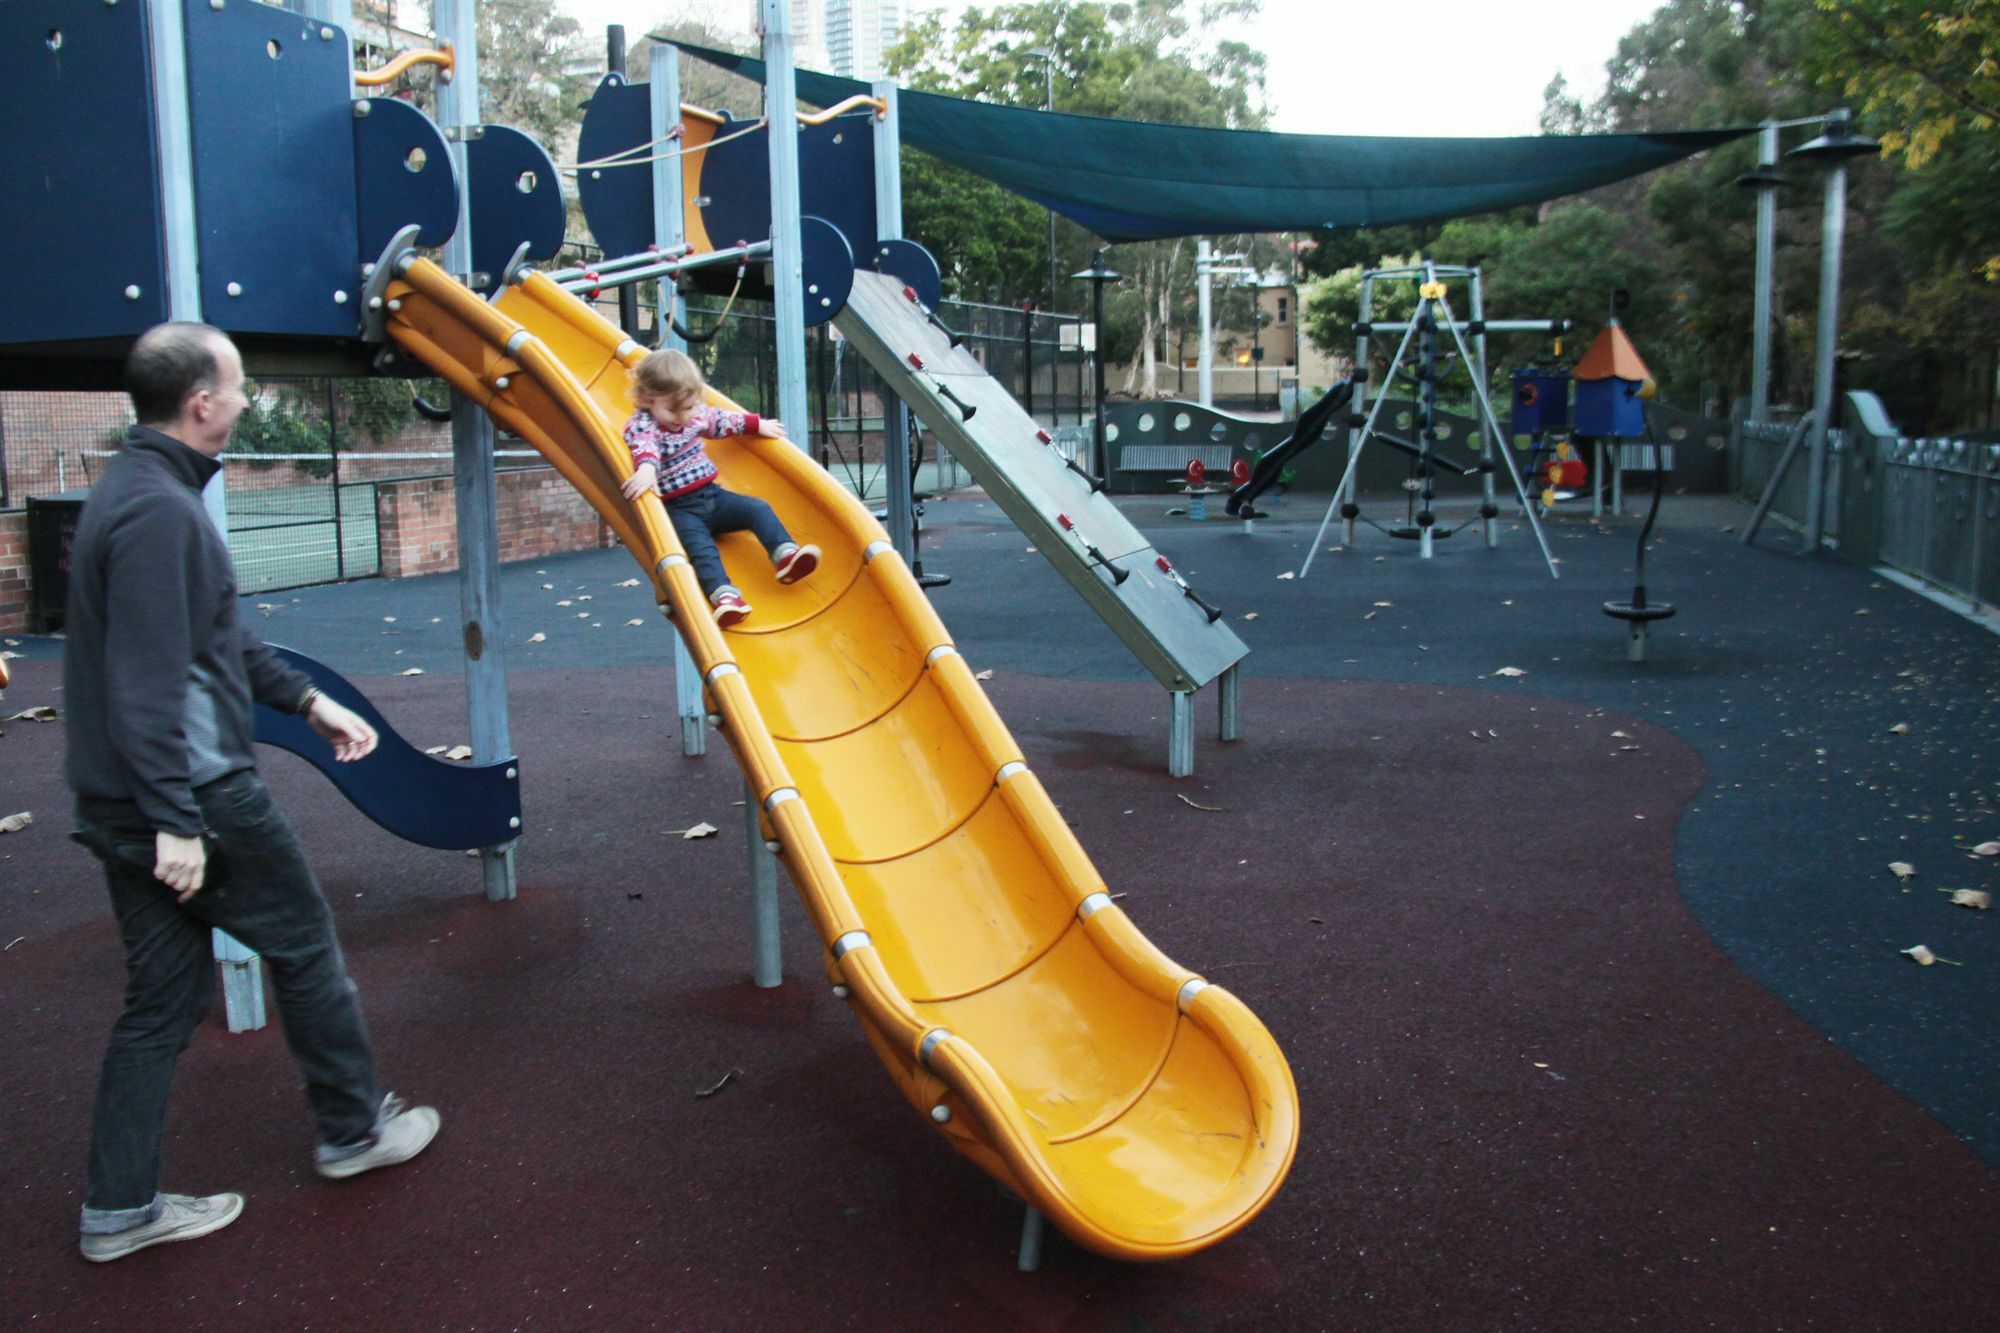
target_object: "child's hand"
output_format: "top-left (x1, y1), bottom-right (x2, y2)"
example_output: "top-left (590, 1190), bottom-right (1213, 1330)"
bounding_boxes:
top-left (621, 463), bottom-right (659, 500)
top-left (758, 418), bottom-right (789, 440)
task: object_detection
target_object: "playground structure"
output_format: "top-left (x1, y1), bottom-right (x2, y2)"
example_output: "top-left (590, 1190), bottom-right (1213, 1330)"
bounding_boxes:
top-left (1305, 261), bottom-right (1566, 578)
top-left (2, 0), bottom-right (1285, 1264)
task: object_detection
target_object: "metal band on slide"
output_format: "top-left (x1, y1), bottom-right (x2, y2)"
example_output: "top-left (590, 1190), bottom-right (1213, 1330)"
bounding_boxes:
top-left (705, 663), bottom-right (739, 684)
top-left (918, 1028), bottom-right (953, 1067)
top-left (996, 762), bottom-right (1027, 781)
top-left (830, 930), bottom-right (871, 960)
top-left (1077, 892), bottom-right (1112, 920)
top-left (763, 788), bottom-right (800, 811)
top-left (1176, 978), bottom-right (1209, 1012)
top-left (615, 338), bottom-right (640, 359)
top-left (925, 645), bottom-right (958, 664)
top-left (505, 330), bottom-right (534, 354)
top-left (863, 541), bottom-right (894, 562)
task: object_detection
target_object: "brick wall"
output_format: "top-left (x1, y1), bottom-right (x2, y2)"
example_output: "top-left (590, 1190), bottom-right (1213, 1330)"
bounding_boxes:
top-left (0, 511), bottom-right (26, 634)
top-left (376, 465), bottom-right (613, 579)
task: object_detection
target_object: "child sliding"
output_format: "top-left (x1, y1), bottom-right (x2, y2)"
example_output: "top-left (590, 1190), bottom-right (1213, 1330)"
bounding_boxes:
top-left (620, 348), bottom-right (820, 627)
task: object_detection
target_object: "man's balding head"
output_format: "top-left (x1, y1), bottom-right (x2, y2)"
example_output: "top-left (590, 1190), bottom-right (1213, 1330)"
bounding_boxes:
top-left (125, 322), bottom-right (232, 426)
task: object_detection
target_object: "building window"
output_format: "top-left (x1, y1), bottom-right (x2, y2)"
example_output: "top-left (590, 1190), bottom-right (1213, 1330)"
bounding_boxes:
top-left (1276, 296), bottom-right (1289, 325)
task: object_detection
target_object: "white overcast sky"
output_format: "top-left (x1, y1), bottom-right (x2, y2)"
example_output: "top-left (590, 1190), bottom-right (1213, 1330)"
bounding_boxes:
top-left (556, 0), bottom-right (1670, 137)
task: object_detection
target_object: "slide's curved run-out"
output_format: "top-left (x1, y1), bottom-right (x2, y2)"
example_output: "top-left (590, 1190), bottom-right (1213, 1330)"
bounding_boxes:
top-left (380, 256), bottom-right (1298, 1260)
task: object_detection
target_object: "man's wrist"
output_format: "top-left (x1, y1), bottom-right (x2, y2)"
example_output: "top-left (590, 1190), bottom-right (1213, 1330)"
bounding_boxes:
top-left (294, 685), bottom-right (321, 716)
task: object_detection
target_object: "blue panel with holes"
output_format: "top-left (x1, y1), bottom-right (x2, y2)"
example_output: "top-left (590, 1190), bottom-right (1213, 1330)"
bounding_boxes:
top-left (182, 0), bottom-right (361, 336)
top-left (353, 95), bottom-right (458, 259)
top-left (465, 125), bottom-right (565, 294)
top-left (0, 0), bottom-right (167, 345)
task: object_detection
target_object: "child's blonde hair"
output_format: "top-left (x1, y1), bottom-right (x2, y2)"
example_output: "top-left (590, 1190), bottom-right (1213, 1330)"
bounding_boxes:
top-left (631, 347), bottom-right (705, 403)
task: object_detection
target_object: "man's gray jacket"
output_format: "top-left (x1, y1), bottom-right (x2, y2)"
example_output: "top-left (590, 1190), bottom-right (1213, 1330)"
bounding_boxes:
top-left (63, 427), bottom-right (314, 836)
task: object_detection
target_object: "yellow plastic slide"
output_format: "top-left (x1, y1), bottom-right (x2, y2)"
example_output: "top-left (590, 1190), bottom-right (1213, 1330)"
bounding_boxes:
top-left (379, 257), bottom-right (1299, 1259)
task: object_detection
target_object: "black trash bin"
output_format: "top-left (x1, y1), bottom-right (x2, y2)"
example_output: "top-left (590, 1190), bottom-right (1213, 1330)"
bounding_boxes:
top-left (26, 488), bottom-right (90, 633)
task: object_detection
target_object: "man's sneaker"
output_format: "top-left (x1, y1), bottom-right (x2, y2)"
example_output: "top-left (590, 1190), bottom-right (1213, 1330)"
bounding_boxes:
top-left (773, 543), bottom-right (821, 585)
top-left (314, 1094), bottom-right (441, 1181)
top-left (80, 1191), bottom-right (244, 1263)
top-left (711, 588), bottom-right (752, 628)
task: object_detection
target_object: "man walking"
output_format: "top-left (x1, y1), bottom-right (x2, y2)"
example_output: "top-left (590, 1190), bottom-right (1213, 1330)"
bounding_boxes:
top-left (65, 322), bottom-right (439, 1263)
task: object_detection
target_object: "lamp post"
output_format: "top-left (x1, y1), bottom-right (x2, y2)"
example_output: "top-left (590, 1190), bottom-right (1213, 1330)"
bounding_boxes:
top-left (1026, 46), bottom-right (1057, 307)
top-left (1072, 247), bottom-right (1122, 480)
top-left (1786, 108), bottom-right (1879, 552)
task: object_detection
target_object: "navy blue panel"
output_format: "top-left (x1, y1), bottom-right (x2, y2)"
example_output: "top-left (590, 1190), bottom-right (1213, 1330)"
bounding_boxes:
top-left (353, 95), bottom-right (458, 256)
top-left (183, 1), bottom-right (361, 336)
top-left (1509, 368), bottom-right (1570, 435)
top-left (697, 112), bottom-right (770, 256)
top-left (0, 0), bottom-right (166, 344)
top-left (1574, 379), bottom-right (1646, 438)
top-left (798, 216), bottom-right (854, 327)
top-left (575, 75), bottom-right (653, 260)
top-left (465, 126), bottom-right (565, 294)
top-left (253, 645), bottom-right (522, 851)
top-left (870, 239), bottom-right (942, 312)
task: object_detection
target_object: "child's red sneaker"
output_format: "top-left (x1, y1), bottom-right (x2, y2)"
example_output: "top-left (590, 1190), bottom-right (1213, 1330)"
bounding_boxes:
top-left (711, 588), bottom-right (752, 628)
top-left (773, 543), bottom-right (820, 585)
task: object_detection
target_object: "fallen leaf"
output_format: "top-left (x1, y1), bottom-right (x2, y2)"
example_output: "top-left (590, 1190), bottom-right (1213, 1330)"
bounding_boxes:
top-left (1888, 861), bottom-right (1916, 880)
top-left (1968, 841), bottom-right (2000, 857)
top-left (618, 578), bottom-right (642, 587)
top-left (695, 1068), bottom-right (741, 1099)
top-left (974, 669), bottom-right (994, 681)
top-left (1243, 612), bottom-right (1259, 621)
top-left (1373, 601), bottom-right (1393, 608)
top-left (1888, 723), bottom-right (1909, 735)
top-left (1494, 667), bottom-right (1527, 677)
top-left (542, 583), bottom-right (555, 589)
top-left (400, 668), bottom-right (424, 677)
top-left (1025, 546), bottom-right (1037, 554)
top-left (1855, 608), bottom-right (1870, 616)
top-left (382, 616), bottom-right (397, 623)
top-left (1363, 611), bottom-right (1377, 621)
top-left (681, 822), bottom-right (718, 840)
top-left (1611, 729), bottom-right (1630, 738)
top-left (527, 632), bottom-right (547, 644)
top-left (625, 619), bottom-right (645, 627)
top-left (1901, 944), bottom-right (1961, 966)
top-left (1945, 889), bottom-right (1992, 910)
top-left (5, 706), bottom-right (57, 722)
top-left (445, 745), bottom-right (473, 761)
top-left (0, 811), bottom-right (31, 834)
top-left (1470, 730), bottom-right (1487, 741)
top-left (1276, 571), bottom-right (1295, 580)
top-left (557, 600), bottom-right (573, 607)
top-left (1176, 794), bottom-right (1223, 812)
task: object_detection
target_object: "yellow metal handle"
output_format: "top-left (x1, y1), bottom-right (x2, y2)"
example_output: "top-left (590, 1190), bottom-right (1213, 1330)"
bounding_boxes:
top-left (353, 46), bottom-right (455, 88)
top-left (796, 95), bottom-right (887, 125)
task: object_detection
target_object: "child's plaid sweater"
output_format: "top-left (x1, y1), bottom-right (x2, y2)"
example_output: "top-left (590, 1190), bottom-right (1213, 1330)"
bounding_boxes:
top-left (622, 404), bottom-right (761, 499)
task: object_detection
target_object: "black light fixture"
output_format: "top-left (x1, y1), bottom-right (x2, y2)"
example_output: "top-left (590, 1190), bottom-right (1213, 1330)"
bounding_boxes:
top-left (1071, 247), bottom-right (1122, 483)
top-left (1786, 109), bottom-right (1880, 164)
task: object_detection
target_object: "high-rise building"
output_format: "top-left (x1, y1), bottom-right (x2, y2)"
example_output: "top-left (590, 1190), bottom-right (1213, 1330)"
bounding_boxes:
top-left (824, 0), bottom-right (902, 80)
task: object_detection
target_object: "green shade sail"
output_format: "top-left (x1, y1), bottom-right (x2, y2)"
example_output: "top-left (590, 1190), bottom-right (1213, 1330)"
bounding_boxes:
top-left (670, 40), bottom-right (1751, 242)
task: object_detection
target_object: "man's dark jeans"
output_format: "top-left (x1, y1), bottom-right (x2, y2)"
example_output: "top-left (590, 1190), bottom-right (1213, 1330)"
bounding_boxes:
top-left (73, 771), bottom-right (382, 1231)
top-left (665, 483), bottom-right (792, 598)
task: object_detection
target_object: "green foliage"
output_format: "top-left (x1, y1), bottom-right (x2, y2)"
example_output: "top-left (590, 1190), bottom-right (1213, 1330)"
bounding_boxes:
top-left (885, 0), bottom-right (1271, 390)
top-left (231, 381), bottom-right (332, 477)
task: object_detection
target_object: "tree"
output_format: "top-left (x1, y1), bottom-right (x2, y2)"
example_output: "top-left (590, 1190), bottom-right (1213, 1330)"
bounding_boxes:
top-left (885, 1), bottom-right (1272, 395)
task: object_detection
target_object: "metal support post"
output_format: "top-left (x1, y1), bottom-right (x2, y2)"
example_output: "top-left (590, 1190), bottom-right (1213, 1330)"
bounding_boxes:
top-left (650, 45), bottom-right (707, 757)
top-left (873, 80), bottom-right (915, 563)
top-left (608, 25), bottom-right (640, 338)
top-left (1749, 121), bottom-right (1779, 422)
top-left (1803, 160), bottom-right (1847, 551)
top-left (1169, 690), bottom-right (1194, 778)
top-left (1018, 1205), bottom-right (1046, 1272)
top-left (749, 782), bottom-right (783, 988)
top-left (1592, 441), bottom-right (1604, 519)
top-left (1416, 281), bottom-right (1437, 561)
top-left (1218, 664), bottom-right (1240, 742)
top-left (1344, 276), bottom-right (1372, 543)
top-left (761, 1), bottom-right (810, 438)
top-left (436, 0), bottom-right (516, 902)
top-left (1469, 269), bottom-right (1498, 546)
top-left (1197, 239), bottom-right (1214, 409)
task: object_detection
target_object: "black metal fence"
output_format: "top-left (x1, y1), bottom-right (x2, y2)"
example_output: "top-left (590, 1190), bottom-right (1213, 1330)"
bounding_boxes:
top-left (1, 294), bottom-right (1092, 595)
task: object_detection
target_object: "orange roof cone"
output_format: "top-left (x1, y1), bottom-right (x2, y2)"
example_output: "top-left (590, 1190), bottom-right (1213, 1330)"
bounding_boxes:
top-left (1573, 323), bottom-right (1652, 383)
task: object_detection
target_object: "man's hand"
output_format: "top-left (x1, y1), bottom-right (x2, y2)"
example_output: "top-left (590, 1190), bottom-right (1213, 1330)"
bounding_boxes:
top-left (155, 831), bottom-right (206, 902)
top-left (621, 463), bottom-right (660, 500)
top-left (306, 694), bottom-right (379, 763)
